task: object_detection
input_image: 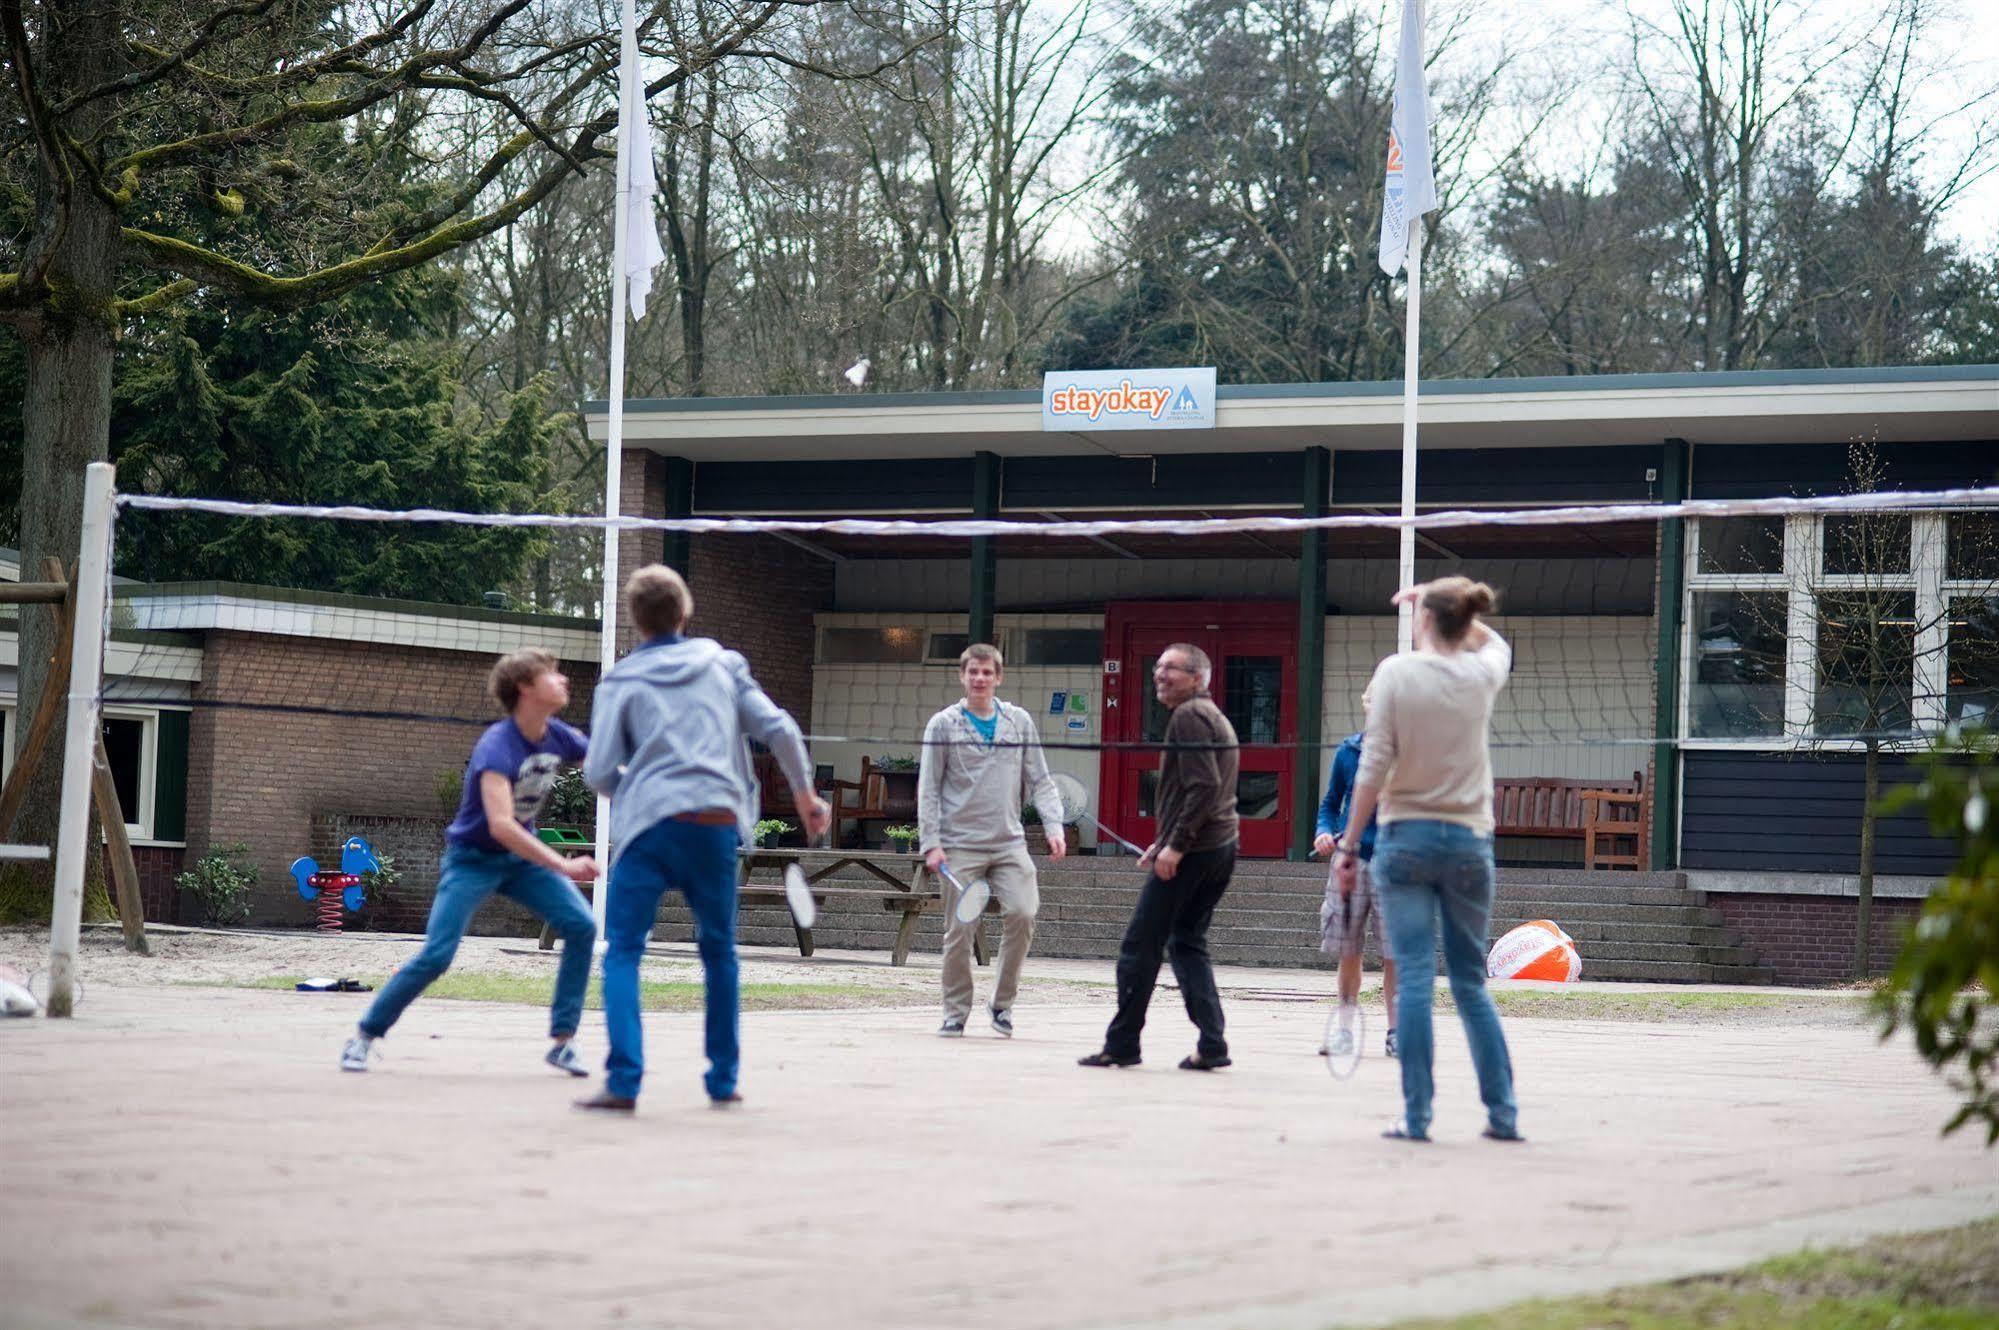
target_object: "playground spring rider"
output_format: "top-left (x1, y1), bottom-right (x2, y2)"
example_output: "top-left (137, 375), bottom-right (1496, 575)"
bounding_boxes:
top-left (290, 837), bottom-right (381, 932)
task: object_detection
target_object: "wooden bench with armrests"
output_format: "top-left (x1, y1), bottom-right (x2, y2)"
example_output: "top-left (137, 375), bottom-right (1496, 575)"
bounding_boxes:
top-left (1491, 771), bottom-right (1647, 871)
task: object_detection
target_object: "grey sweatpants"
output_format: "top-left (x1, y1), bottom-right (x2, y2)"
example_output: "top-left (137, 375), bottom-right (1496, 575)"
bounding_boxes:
top-left (939, 842), bottom-right (1039, 1022)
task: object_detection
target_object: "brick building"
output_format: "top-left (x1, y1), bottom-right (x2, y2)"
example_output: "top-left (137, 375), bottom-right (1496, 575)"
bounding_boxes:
top-left (586, 365), bottom-right (1999, 982)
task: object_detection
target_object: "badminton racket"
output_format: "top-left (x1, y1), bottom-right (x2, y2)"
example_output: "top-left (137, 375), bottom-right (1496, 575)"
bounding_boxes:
top-left (936, 860), bottom-right (992, 926)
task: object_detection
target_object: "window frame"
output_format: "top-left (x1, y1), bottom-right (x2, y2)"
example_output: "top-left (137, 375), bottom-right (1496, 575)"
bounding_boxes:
top-left (98, 705), bottom-right (159, 844)
top-left (1681, 510), bottom-right (1983, 751)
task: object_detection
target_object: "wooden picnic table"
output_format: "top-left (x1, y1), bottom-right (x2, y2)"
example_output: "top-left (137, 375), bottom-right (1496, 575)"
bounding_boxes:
top-left (735, 847), bottom-right (991, 965)
top-left (538, 844), bottom-right (994, 964)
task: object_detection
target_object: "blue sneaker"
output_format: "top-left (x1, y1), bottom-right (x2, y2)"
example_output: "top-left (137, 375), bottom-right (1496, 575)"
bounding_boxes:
top-left (989, 1005), bottom-right (1014, 1039)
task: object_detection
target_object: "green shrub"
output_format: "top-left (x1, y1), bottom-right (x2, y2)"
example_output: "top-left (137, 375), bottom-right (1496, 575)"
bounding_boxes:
top-left (753, 819), bottom-right (793, 848)
top-left (435, 768), bottom-right (463, 816)
top-left (176, 843), bottom-right (259, 926)
top-left (883, 824), bottom-right (919, 849)
top-left (543, 767), bottom-right (596, 832)
top-left (1877, 725), bottom-right (1999, 1144)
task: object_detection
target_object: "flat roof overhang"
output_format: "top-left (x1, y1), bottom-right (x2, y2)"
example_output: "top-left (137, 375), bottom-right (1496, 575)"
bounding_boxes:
top-left (585, 366), bottom-right (1999, 463)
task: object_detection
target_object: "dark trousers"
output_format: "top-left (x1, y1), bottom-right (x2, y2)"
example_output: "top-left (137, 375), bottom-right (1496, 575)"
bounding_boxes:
top-left (1103, 843), bottom-right (1237, 1060)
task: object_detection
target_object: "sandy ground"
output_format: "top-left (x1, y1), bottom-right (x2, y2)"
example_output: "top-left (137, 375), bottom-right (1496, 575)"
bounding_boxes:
top-left (2, 926), bottom-right (1986, 1330)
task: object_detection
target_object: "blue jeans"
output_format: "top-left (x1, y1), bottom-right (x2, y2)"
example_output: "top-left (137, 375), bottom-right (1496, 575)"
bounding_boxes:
top-left (360, 843), bottom-right (596, 1041)
top-left (603, 818), bottom-right (741, 1101)
top-left (1372, 820), bottom-right (1517, 1138)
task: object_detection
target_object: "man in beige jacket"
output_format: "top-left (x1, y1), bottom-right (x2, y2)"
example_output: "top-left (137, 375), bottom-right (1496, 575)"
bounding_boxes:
top-left (918, 643), bottom-right (1066, 1038)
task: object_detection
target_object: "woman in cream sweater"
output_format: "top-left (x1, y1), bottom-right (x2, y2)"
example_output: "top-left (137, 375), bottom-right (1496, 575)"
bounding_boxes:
top-left (1332, 577), bottom-right (1522, 1144)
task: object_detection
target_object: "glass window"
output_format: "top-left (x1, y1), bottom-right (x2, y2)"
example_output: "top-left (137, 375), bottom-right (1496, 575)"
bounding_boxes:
top-left (1689, 591), bottom-right (1786, 737)
top-left (819, 626), bottom-right (924, 664)
top-left (1696, 517), bottom-right (1783, 575)
top-left (1018, 628), bottom-right (1100, 667)
top-left (1222, 655), bottom-right (1283, 745)
top-left (1236, 771), bottom-right (1281, 820)
top-left (1821, 514), bottom-right (1911, 576)
top-left (925, 632), bottom-right (969, 663)
top-left (1138, 768), bottom-right (1281, 820)
top-left (1814, 592), bottom-right (1915, 736)
top-left (101, 715), bottom-right (146, 826)
top-left (1947, 513), bottom-right (1999, 582)
top-left (1, 703), bottom-right (12, 785)
top-left (1947, 595), bottom-right (1999, 726)
top-left (1138, 655), bottom-right (1171, 744)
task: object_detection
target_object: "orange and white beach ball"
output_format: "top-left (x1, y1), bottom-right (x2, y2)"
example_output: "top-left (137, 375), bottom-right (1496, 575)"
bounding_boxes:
top-left (1487, 919), bottom-right (1582, 983)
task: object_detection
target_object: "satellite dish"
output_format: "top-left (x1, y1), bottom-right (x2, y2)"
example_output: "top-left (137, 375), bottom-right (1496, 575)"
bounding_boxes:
top-left (1050, 772), bottom-right (1090, 823)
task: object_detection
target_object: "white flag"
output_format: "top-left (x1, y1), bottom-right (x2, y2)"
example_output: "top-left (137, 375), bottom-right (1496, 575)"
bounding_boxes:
top-left (617, 0), bottom-right (667, 319)
top-left (1378, 0), bottom-right (1437, 277)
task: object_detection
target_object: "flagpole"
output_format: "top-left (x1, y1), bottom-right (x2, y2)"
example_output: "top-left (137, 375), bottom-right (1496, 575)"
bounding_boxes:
top-left (1397, 215), bottom-right (1421, 653)
top-left (593, 0), bottom-right (638, 950)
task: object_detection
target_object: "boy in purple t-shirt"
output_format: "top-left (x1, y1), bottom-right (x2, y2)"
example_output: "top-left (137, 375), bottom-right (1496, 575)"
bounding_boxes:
top-left (340, 649), bottom-right (601, 1074)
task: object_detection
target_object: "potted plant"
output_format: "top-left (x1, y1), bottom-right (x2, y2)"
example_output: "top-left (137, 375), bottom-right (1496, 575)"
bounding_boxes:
top-left (754, 818), bottom-right (794, 849)
top-left (874, 754), bottom-right (920, 819)
top-left (883, 824), bottom-right (920, 854)
top-left (542, 767), bottom-right (596, 837)
top-left (1020, 803), bottom-right (1081, 856)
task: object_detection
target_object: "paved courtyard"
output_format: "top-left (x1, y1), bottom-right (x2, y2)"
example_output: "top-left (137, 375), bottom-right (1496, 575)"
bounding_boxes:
top-left (3, 938), bottom-right (1994, 1330)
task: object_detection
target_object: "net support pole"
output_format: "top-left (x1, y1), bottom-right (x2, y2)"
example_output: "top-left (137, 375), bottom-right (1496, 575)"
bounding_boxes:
top-left (593, 39), bottom-right (637, 953)
top-left (1651, 438), bottom-right (1689, 871)
top-left (1290, 446), bottom-right (1330, 860)
top-left (1397, 219), bottom-right (1421, 653)
top-left (968, 450), bottom-right (999, 647)
top-left (47, 461), bottom-right (116, 1018)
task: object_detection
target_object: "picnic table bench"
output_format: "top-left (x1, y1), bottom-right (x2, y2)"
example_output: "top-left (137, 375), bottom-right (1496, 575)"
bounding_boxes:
top-left (735, 848), bottom-right (994, 965)
top-left (536, 842), bottom-right (996, 963)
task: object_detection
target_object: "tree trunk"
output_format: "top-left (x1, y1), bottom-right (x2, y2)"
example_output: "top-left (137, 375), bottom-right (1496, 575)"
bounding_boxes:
top-left (4, 0), bottom-right (125, 922)
top-left (1854, 738), bottom-right (1881, 979)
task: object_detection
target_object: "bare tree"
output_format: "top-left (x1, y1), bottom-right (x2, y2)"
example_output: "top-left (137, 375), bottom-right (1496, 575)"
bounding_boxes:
top-left (0, 0), bottom-right (858, 906)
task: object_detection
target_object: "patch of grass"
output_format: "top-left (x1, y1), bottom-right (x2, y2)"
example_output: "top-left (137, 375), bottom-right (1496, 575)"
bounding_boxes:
top-left (1477, 988), bottom-right (1869, 1022)
top-left (1382, 1218), bottom-right (1999, 1330)
top-left (233, 973), bottom-right (921, 1012)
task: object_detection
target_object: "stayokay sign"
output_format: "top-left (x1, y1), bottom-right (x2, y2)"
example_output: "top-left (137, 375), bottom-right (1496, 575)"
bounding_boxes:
top-left (1041, 367), bottom-right (1216, 432)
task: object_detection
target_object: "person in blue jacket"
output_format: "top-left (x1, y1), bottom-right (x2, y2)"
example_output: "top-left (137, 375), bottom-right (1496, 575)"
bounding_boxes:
top-left (1313, 687), bottom-right (1399, 1059)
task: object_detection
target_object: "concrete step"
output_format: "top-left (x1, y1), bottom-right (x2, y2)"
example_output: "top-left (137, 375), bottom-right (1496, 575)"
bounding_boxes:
top-left (665, 860), bottom-right (1774, 984)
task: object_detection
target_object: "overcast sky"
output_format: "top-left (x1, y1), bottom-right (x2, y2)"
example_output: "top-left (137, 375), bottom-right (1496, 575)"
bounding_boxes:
top-left (1429, 0), bottom-right (1999, 249)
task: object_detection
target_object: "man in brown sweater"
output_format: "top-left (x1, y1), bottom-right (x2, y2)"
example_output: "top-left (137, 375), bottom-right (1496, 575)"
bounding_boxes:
top-left (1080, 642), bottom-right (1240, 1071)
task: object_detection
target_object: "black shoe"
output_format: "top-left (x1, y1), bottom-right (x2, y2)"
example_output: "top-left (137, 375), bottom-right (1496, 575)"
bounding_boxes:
top-left (1178, 1052), bottom-right (1232, 1071)
top-left (1382, 1122), bottom-right (1431, 1142)
top-left (1482, 1125), bottom-right (1526, 1143)
top-left (710, 1093), bottom-right (744, 1110)
top-left (1078, 1049), bottom-right (1141, 1068)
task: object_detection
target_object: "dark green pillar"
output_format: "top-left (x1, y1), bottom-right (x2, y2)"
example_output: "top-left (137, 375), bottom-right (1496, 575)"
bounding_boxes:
top-left (1291, 446), bottom-right (1330, 860)
top-left (662, 455), bottom-right (694, 575)
top-left (1652, 438), bottom-right (1689, 870)
top-left (969, 451), bottom-right (999, 647)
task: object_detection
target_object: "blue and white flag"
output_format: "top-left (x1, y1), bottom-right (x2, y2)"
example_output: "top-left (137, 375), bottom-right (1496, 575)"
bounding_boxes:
top-left (617, 0), bottom-right (667, 319)
top-left (1378, 0), bottom-right (1437, 276)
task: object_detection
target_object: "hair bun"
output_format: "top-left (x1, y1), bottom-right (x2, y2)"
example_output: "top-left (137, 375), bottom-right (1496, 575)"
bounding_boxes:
top-left (1467, 582), bottom-right (1496, 615)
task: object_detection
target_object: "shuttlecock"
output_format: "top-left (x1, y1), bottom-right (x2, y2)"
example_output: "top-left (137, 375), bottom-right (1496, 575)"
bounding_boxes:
top-left (843, 358), bottom-right (871, 389)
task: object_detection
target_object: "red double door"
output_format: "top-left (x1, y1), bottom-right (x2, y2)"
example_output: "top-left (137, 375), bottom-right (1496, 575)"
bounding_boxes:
top-left (1099, 601), bottom-right (1299, 859)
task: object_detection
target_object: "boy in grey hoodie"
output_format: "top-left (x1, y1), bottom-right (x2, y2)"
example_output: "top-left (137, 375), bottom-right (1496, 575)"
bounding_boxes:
top-left (575, 565), bottom-right (829, 1111)
top-left (919, 643), bottom-right (1066, 1038)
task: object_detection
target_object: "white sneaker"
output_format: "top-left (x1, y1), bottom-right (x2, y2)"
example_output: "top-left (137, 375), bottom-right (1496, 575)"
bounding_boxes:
top-left (545, 1041), bottom-right (589, 1077)
top-left (339, 1033), bottom-right (376, 1072)
top-left (1326, 1027), bottom-right (1356, 1059)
